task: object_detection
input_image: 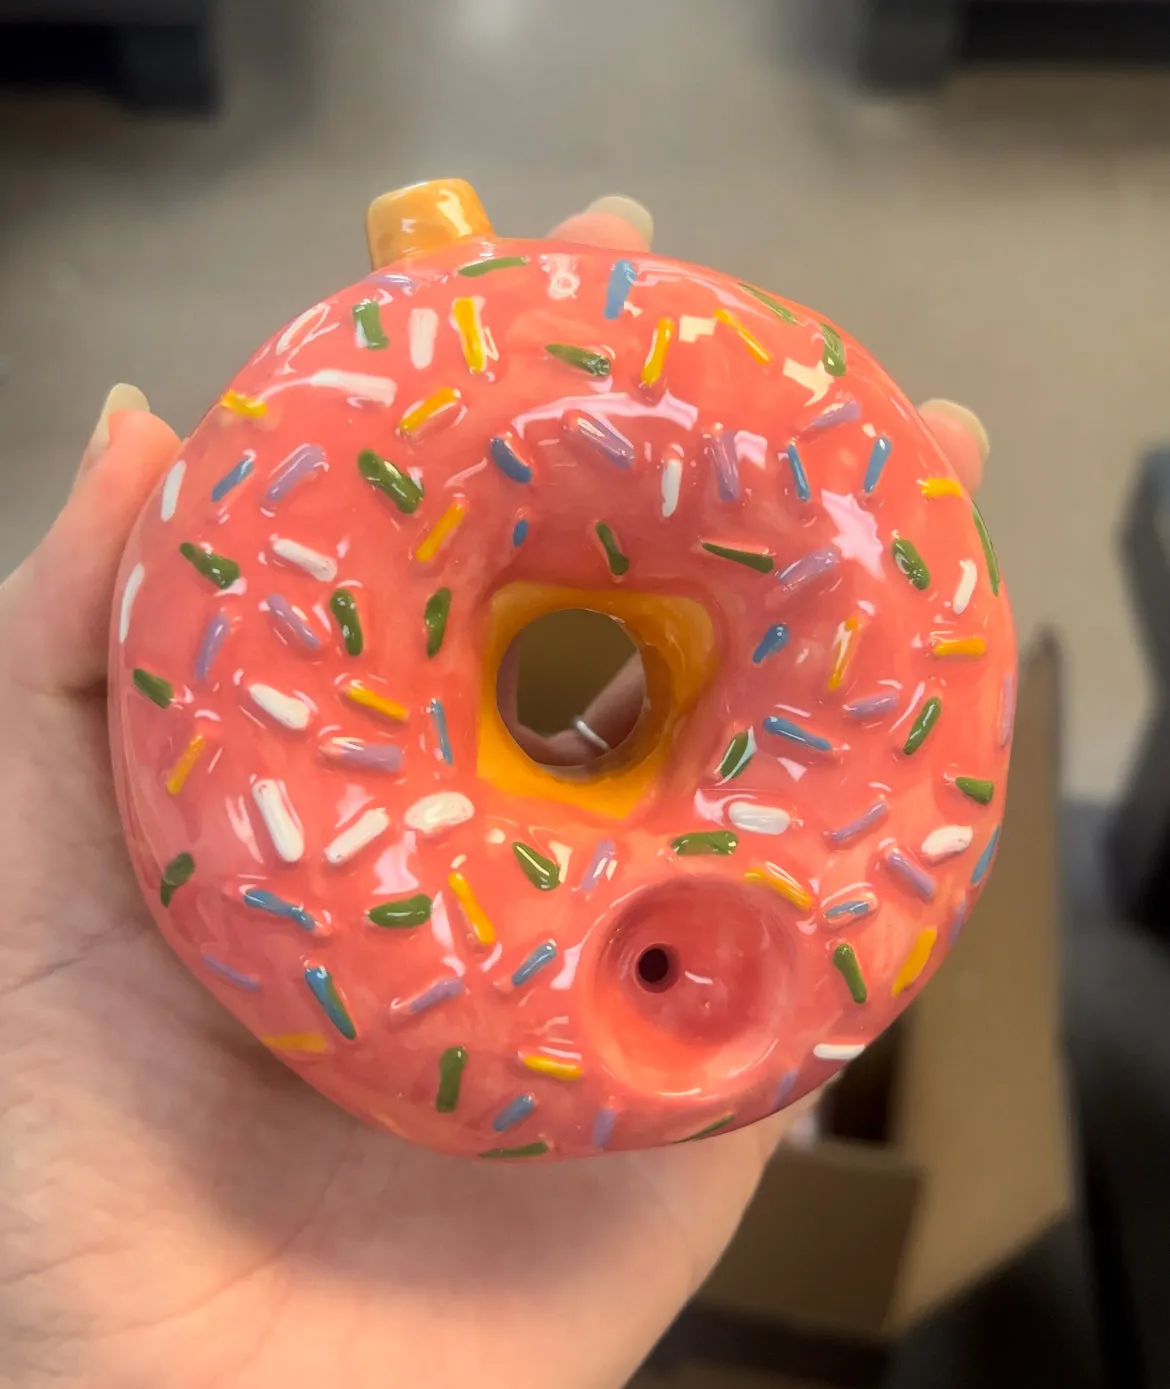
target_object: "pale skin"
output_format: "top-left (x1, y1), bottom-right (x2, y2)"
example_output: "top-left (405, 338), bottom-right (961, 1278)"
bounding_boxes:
top-left (0, 199), bottom-right (988, 1388)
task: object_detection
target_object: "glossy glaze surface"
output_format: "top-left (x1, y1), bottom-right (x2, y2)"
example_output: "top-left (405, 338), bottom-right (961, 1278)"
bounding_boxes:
top-left (110, 235), bottom-right (1015, 1159)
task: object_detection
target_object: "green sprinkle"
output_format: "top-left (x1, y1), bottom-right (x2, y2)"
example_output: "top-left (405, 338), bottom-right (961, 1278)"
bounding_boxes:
top-left (330, 588), bottom-right (363, 656)
top-left (160, 851), bottom-right (194, 907)
top-left (546, 343), bottom-right (612, 377)
top-left (458, 255), bottom-right (529, 277)
top-left (352, 298), bottom-right (388, 349)
top-left (513, 842), bottom-right (561, 891)
top-left (892, 537), bottom-right (930, 591)
top-left (820, 322), bottom-right (847, 376)
top-left (179, 542), bottom-right (239, 590)
top-left (424, 588), bottom-right (451, 658)
top-left (739, 283), bottom-right (799, 323)
top-left (132, 668), bottom-right (174, 708)
top-left (677, 1115), bottom-right (735, 1143)
top-left (833, 943), bottom-right (868, 1003)
top-left (480, 1140), bottom-right (550, 1159)
top-left (718, 729), bottom-right (756, 781)
top-left (672, 831), bottom-right (738, 857)
top-left (357, 449), bottom-right (423, 515)
top-left (701, 541), bottom-right (774, 573)
top-left (436, 1046), bottom-right (467, 1113)
top-left (904, 696), bottom-right (942, 755)
top-left (955, 776), bottom-right (995, 805)
top-left (368, 893), bottom-right (433, 928)
top-left (973, 503), bottom-right (1001, 596)
top-left (595, 522), bottom-right (629, 576)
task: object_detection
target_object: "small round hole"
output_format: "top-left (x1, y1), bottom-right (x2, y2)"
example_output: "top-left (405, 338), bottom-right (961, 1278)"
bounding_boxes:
top-left (636, 945), bottom-right (677, 992)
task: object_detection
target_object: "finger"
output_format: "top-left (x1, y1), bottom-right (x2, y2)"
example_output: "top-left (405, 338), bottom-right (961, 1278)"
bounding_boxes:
top-left (919, 398), bottom-right (989, 494)
top-left (74, 383), bottom-right (150, 493)
top-left (1, 404), bottom-right (180, 695)
top-left (547, 194), bottom-right (654, 251)
top-left (577, 654), bottom-right (646, 749)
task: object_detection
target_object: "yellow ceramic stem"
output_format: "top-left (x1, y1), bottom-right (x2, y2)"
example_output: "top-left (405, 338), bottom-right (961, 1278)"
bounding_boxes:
top-left (366, 178), bottom-right (495, 269)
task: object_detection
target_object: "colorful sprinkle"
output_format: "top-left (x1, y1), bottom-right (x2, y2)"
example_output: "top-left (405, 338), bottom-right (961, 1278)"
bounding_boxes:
top-left (408, 305), bottom-right (439, 368)
top-left (828, 800), bottom-right (889, 845)
top-left (489, 434), bottom-right (534, 484)
top-left (661, 449), bottom-right (683, 517)
top-left (819, 322), bottom-right (847, 376)
top-left (304, 964), bottom-right (357, 1040)
top-left (324, 807), bottom-right (390, 866)
top-left (997, 672), bottom-right (1016, 747)
top-left (458, 255), bottom-right (528, 277)
top-left (744, 862), bottom-right (813, 910)
top-left (953, 558), bottom-right (978, 615)
top-left (828, 616), bottom-right (862, 692)
top-left (948, 896), bottom-right (970, 943)
top-left (595, 521), bottom-right (630, 576)
top-left (249, 683), bottom-right (311, 731)
top-left (220, 388), bottom-right (267, 418)
top-left (718, 729), bottom-right (756, 781)
top-left (357, 448), bottom-right (423, 514)
top-left (512, 941), bottom-right (558, 986)
top-left (904, 696), bottom-right (942, 754)
top-left (712, 307), bottom-right (768, 363)
top-left (133, 668), bottom-right (174, 708)
top-left (165, 733), bottom-right (206, 795)
top-left (641, 317), bottom-right (675, 390)
top-left (863, 436), bottom-right (892, 494)
top-left (785, 442), bottom-right (811, 502)
top-left (319, 737), bottom-right (403, 773)
top-left (763, 716), bottom-right (832, 753)
top-left (160, 459), bottom-right (185, 520)
top-left (807, 399), bottom-right (862, 432)
top-left (921, 825), bottom-right (974, 862)
top-left (884, 846), bottom-right (937, 902)
top-left (493, 1094), bottom-right (536, 1132)
top-left (592, 1107), bottom-right (617, 1149)
top-left (329, 589), bottom-right (363, 655)
top-left (424, 588), bottom-right (451, 657)
top-left (752, 624), bottom-right (790, 663)
top-left (577, 840), bottom-right (616, 893)
top-left (436, 1046), bottom-right (468, 1112)
top-left (892, 928), bottom-right (938, 996)
top-left (160, 851), bottom-right (194, 907)
top-left (833, 943), bottom-right (868, 1003)
top-left (777, 546), bottom-right (838, 593)
top-left (399, 386), bottom-right (462, 439)
top-left (445, 871), bottom-right (495, 946)
top-left (271, 537), bottom-right (337, 582)
top-left (352, 298), bottom-right (388, 349)
top-left (920, 476), bottom-right (964, 499)
top-left (604, 258), bottom-right (638, 318)
top-left (480, 1141), bottom-right (549, 1159)
top-left (973, 503), bottom-right (1001, 595)
top-left (673, 831), bottom-right (738, 856)
top-left (971, 826), bottom-right (1001, 885)
top-left (739, 283), bottom-right (798, 323)
top-left (194, 613), bottom-right (230, 683)
top-left (429, 698), bottom-right (453, 763)
top-left (727, 802), bottom-right (791, 836)
top-left (251, 778), bottom-right (304, 862)
top-left (452, 296), bottom-right (489, 373)
top-left (344, 682), bottom-right (408, 722)
top-left (564, 409), bottom-right (635, 469)
top-left (406, 792), bottom-right (474, 836)
top-left (202, 955), bottom-right (260, 991)
top-left (843, 690), bottom-right (899, 720)
top-left (814, 1042), bottom-right (865, 1063)
top-left (402, 977), bottom-right (464, 1015)
top-left (211, 454), bottom-right (254, 502)
top-left (523, 1054), bottom-right (582, 1081)
top-left (118, 563), bottom-right (145, 644)
top-left (955, 776), bottom-right (995, 805)
top-left (180, 542), bottom-right (239, 590)
top-left (409, 486), bottom-right (461, 560)
top-left (368, 893), bottom-right (432, 929)
top-left (266, 595), bottom-right (321, 652)
top-left (513, 842), bottom-right (561, 890)
top-left (678, 1115), bottom-right (735, 1143)
top-left (264, 444), bottom-right (325, 505)
top-left (824, 896), bottom-right (876, 923)
top-left (242, 888), bottom-right (315, 930)
top-left (891, 537), bottom-right (930, 591)
top-left (512, 518), bottom-right (529, 546)
top-left (702, 541), bottom-right (773, 573)
top-left (931, 636), bottom-right (987, 659)
top-left (706, 431), bottom-right (741, 502)
top-left (546, 343), bottom-right (611, 377)
top-left (263, 1032), bottom-right (327, 1053)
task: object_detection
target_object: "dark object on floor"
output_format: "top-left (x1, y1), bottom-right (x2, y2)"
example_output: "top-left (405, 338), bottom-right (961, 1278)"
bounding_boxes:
top-left (0, 2), bottom-right (218, 112)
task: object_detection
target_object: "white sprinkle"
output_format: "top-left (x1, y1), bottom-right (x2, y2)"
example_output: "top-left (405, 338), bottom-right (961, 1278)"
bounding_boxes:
top-left (404, 792), bottom-right (475, 836)
top-left (544, 253), bottom-right (580, 300)
top-left (814, 1042), bottom-right (865, 1062)
top-left (729, 802), bottom-right (791, 836)
top-left (305, 369), bottom-right (397, 405)
top-left (276, 301), bottom-right (330, 355)
top-left (324, 807), bottom-right (391, 866)
top-left (783, 357), bottom-right (833, 405)
top-left (409, 307), bottom-right (439, 369)
top-left (921, 824), bottom-right (974, 863)
top-left (118, 563), bottom-right (145, 644)
top-left (679, 315), bottom-right (717, 343)
top-left (249, 683), bottom-right (311, 731)
top-left (271, 537), bottom-right (337, 582)
top-left (661, 453), bottom-right (683, 517)
top-left (486, 827), bottom-right (507, 845)
top-left (953, 558), bottom-right (977, 615)
top-left (160, 460), bottom-right (185, 520)
top-left (252, 779), bottom-right (304, 863)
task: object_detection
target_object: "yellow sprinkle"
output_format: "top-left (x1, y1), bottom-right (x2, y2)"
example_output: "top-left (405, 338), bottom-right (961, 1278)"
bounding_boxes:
top-left (399, 386), bottom-right (462, 438)
top-left (744, 864), bottom-right (813, 911)
top-left (165, 732), bottom-right (206, 795)
top-left (640, 316), bottom-right (676, 388)
top-left (919, 476), bottom-right (963, 498)
top-left (263, 1032), bottom-right (328, 1053)
top-left (892, 928), bottom-right (938, 996)
top-left (415, 500), bottom-right (466, 563)
top-left (714, 308), bottom-right (771, 364)
top-left (452, 296), bottom-right (488, 373)
top-left (447, 871), bottom-right (496, 946)
top-left (828, 616), bottom-right (862, 692)
top-left (522, 1054), bottom-right (583, 1081)
top-left (931, 636), bottom-right (987, 659)
top-left (345, 683), bottom-right (408, 722)
top-left (220, 389), bottom-right (268, 418)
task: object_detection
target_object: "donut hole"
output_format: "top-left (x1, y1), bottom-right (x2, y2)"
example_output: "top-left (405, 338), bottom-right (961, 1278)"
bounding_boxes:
top-left (498, 608), bottom-right (647, 771)
top-left (635, 945), bottom-right (678, 992)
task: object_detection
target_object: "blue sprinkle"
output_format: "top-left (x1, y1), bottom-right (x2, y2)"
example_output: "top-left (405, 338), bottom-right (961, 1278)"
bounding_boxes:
top-left (785, 443), bottom-right (811, 502)
top-left (242, 887), bottom-right (315, 930)
top-left (408, 977), bottom-right (464, 1014)
top-left (828, 800), bottom-right (889, 845)
top-left (429, 698), bottom-right (453, 764)
top-left (807, 399), bottom-right (861, 432)
top-left (211, 453), bottom-right (254, 502)
top-left (512, 941), bottom-right (558, 987)
top-left (592, 1106), bottom-right (617, 1149)
top-left (763, 715), bottom-right (832, 752)
top-left (843, 691), bottom-right (899, 720)
top-left (265, 444), bottom-right (324, 506)
top-left (202, 954), bottom-right (260, 990)
top-left (603, 258), bottom-right (638, 319)
top-left (825, 899), bottom-right (874, 921)
top-left (970, 826), bottom-right (1001, 886)
top-left (194, 611), bottom-right (230, 683)
top-left (752, 624), bottom-right (790, 664)
top-left (512, 519), bottom-right (529, 547)
top-left (577, 839), bottom-right (616, 893)
top-left (490, 436), bottom-right (533, 484)
top-left (863, 436), bottom-right (892, 494)
top-left (304, 964), bottom-right (356, 1040)
top-left (493, 1094), bottom-right (536, 1133)
top-left (769, 1069), bottom-right (798, 1113)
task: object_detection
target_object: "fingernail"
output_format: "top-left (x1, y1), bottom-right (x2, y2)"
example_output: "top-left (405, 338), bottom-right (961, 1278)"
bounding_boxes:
top-left (919, 399), bottom-right (990, 462)
top-left (88, 383), bottom-right (149, 457)
top-left (584, 195), bottom-right (654, 248)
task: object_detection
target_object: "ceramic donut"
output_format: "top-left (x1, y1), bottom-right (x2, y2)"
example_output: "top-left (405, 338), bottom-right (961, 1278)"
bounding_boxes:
top-left (109, 179), bottom-right (1016, 1160)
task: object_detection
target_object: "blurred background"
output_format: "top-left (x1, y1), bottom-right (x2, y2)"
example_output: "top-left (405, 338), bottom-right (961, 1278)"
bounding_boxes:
top-left (4, 1), bottom-right (1170, 1385)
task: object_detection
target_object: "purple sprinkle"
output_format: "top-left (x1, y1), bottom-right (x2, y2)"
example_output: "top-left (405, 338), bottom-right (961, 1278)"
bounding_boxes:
top-left (563, 410), bottom-right (634, 469)
top-left (997, 672), bottom-right (1016, 747)
top-left (577, 839), bottom-right (616, 893)
top-left (592, 1106), bottom-right (617, 1149)
top-left (264, 444), bottom-right (325, 505)
top-left (769, 1069), bottom-right (798, 1113)
top-left (406, 977), bottom-right (464, 1015)
top-left (828, 800), bottom-right (889, 845)
top-left (777, 546), bottom-right (838, 593)
top-left (194, 612), bottom-right (230, 683)
top-left (493, 1094), bottom-right (536, 1133)
top-left (368, 272), bottom-right (418, 291)
top-left (948, 894), bottom-right (970, 943)
top-left (805, 399), bottom-right (862, 433)
top-left (323, 738), bottom-right (404, 773)
top-left (266, 594), bottom-right (320, 651)
top-left (885, 847), bottom-right (937, 902)
top-left (202, 954), bottom-right (260, 991)
top-left (705, 431), bottom-right (741, 502)
top-left (843, 690), bottom-right (900, 720)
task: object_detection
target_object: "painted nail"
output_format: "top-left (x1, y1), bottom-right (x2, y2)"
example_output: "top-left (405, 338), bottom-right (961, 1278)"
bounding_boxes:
top-left (584, 195), bottom-right (654, 247)
top-left (88, 383), bottom-right (150, 456)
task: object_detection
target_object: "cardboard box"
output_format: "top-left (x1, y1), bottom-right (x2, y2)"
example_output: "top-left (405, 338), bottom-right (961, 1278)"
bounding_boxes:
top-left (644, 636), bottom-right (1072, 1385)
